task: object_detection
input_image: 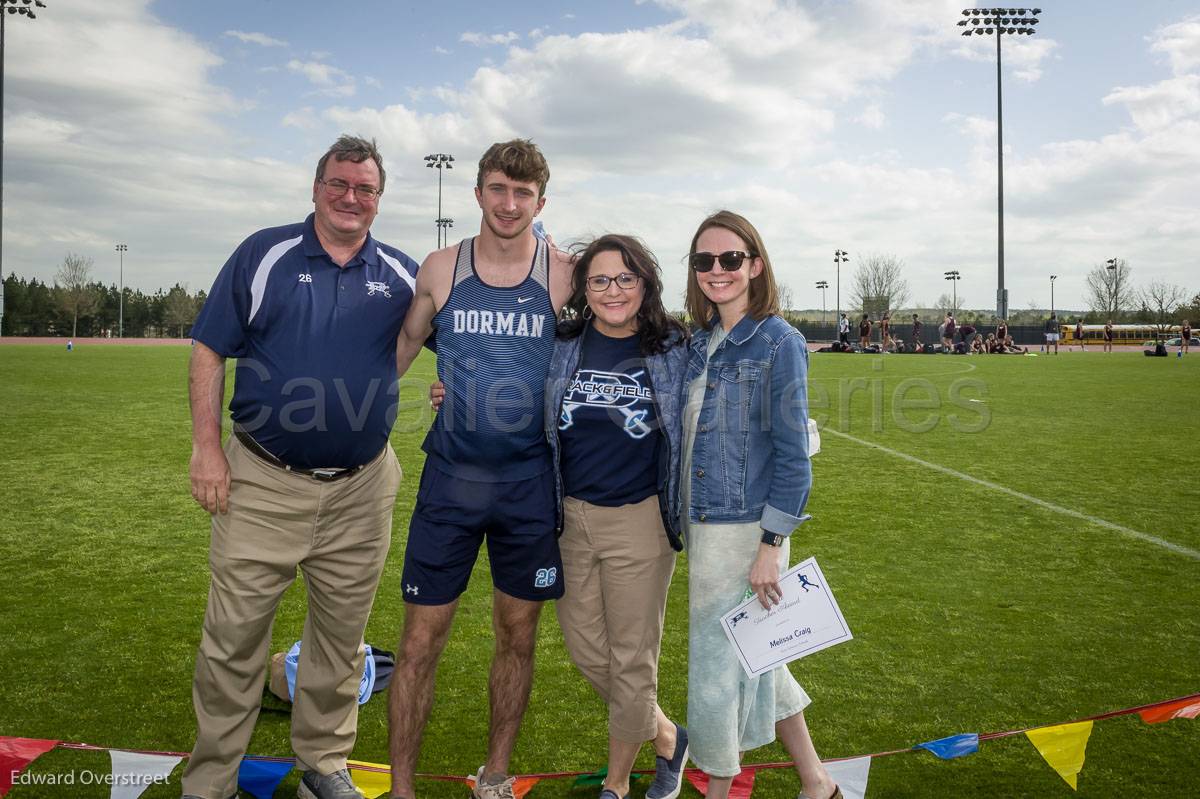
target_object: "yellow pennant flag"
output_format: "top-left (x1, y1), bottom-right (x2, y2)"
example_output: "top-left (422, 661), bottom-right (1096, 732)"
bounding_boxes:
top-left (347, 759), bottom-right (392, 799)
top-left (1025, 721), bottom-right (1094, 790)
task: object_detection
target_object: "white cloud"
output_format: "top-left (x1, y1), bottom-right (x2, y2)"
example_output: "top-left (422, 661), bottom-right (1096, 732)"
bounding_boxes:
top-left (460, 31), bottom-right (520, 47)
top-left (951, 34), bottom-right (1057, 82)
top-left (282, 107), bottom-right (318, 129)
top-left (1150, 15), bottom-right (1200, 75)
top-left (857, 104), bottom-right (886, 129)
top-left (223, 30), bottom-right (286, 47)
top-left (1104, 75), bottom-right (1200, 131)
top-left (2, 0), bottom-right (304, 290)
top-left (529, 27), bottom-right (548, 39)
top-left (287, 59), bottom-right (355, 97)
top-left (434, 45), bottom-right (451, 55)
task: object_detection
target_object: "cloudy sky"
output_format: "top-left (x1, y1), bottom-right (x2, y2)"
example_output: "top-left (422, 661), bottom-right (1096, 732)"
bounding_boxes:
top-left (3, 0), bottom-right (1198, 313)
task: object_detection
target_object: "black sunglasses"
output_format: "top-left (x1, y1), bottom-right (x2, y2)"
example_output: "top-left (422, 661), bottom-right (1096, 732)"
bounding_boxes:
top-left (689, 250), bottom-right (754, 272)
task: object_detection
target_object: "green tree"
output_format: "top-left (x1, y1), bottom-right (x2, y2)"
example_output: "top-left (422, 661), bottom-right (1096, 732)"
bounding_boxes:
top-left (163, 283), bottom-right (199, 338)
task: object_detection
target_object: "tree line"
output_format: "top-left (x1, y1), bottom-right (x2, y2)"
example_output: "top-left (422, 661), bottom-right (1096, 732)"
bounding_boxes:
top-left (778, 253), bottom-right (1198, 329)
top-left (2, 253), bottom-right (204, 338)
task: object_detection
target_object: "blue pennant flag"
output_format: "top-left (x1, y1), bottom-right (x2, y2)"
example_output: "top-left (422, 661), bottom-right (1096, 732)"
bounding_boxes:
top-left (238, 757), bottom-right (294, 799)
top-left (916, 732), bottom-right (980, 760)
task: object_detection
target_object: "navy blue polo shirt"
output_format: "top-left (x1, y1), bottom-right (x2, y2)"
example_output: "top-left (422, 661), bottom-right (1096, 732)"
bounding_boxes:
top-left (192, 213), bottom-right (418, 469)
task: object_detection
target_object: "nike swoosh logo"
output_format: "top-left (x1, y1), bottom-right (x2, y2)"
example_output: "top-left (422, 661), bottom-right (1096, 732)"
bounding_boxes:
top-left (517, 296), bottom-right (534, 303)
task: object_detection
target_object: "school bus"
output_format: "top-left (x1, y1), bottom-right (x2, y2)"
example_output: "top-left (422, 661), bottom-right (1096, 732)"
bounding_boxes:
top-left (1061, 323), bottom-right (1184, 346)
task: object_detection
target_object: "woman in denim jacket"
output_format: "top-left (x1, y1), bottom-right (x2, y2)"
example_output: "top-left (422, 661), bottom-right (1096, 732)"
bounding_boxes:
top-left (681, 211), bottom-right (839, 799)
top-left (544, 235), bottom-right (691, 799)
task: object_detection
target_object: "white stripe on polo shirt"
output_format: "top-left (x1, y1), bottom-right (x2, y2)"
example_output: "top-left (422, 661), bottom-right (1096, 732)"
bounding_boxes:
top-left (378, 249), bottom-right (416, 293)
top-left (248, 235), bottom-right (303, 324)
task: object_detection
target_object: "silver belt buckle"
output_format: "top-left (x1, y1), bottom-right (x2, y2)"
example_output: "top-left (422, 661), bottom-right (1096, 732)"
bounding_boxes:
top-left (310, 468), bottom-right (340, 481)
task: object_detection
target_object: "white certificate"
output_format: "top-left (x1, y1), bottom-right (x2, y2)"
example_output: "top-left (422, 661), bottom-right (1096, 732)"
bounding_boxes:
top-left (720, 557), bottom-right (852, 678)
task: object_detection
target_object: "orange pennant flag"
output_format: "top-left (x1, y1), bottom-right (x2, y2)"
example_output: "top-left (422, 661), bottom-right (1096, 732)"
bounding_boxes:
top-left (466, 774), bottom-right (541, 798)
top-left (1025, 721), bottom-right (1093, 790)
top-left (1139, 696), bottom-right (1200, 724)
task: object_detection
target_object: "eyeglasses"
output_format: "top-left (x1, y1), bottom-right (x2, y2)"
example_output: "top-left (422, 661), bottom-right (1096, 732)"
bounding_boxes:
top-left (586, 273), bottom-right (641, 292)
top-left (689, 250), bottom-right (754, 272)
top-left (318, 178), bottom-right (382, 202)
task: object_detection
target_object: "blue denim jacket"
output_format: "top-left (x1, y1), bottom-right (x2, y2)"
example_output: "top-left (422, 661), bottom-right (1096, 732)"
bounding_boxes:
top-left (684, 314), bottom-right (812, 534)
top-left (545, 323), bottom-right (688, 550)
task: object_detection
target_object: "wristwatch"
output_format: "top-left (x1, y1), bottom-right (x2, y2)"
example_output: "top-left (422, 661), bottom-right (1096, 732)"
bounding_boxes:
top-left (760, 531), bottom-right (786, 547)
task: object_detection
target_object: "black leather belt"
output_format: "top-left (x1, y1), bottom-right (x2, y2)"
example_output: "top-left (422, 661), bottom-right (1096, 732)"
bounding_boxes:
top-left (233, 428), bottom-right (367, 482)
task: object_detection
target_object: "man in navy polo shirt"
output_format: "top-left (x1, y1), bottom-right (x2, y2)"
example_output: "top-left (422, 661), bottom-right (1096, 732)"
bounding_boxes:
top-left (183, 135), bottom-right (417, 799)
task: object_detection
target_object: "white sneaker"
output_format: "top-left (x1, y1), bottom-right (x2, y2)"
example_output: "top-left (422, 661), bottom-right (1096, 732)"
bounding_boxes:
top-left (472, 766), bottom-right (516, 799)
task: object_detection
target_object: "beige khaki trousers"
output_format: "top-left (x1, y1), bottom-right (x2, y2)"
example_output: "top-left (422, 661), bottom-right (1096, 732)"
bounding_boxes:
top-left (181, 435), bottom-right (401, 799)
top-left (555, 494), bottom-right (677, 742)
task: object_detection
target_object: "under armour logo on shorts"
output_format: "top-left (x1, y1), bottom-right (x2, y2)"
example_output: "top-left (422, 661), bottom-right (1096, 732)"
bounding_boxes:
top-left (533, 568), bottom-right (557, 588)
top-left (405, 583), bottom-right (419, 596)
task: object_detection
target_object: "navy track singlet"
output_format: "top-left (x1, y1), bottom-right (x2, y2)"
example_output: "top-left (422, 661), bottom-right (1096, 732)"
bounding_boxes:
top-left (422, 236), bottom-right (556, 482)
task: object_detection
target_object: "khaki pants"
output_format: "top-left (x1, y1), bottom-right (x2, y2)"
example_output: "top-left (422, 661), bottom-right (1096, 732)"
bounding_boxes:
top-left (181, 435), bottom-right (401, 799)
top-left (555, 495), bottom-right (677, 742)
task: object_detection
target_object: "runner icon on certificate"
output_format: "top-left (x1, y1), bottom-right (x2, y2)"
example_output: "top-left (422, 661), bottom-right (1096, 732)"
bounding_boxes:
top-left (720, 557), bottom-right (852, 678)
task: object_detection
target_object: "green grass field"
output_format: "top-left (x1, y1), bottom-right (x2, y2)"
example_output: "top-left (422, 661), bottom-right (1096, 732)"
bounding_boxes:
top-left (0, 344), bottom-right (1197, 798)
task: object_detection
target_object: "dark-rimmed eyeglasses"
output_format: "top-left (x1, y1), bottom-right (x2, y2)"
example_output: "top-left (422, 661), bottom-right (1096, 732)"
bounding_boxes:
top-left (318, 178), bottom-right (382, 202)
top-left (689, 250), bottom-right (754, 272)
top-left (586, 273), bottom-right (641, 292)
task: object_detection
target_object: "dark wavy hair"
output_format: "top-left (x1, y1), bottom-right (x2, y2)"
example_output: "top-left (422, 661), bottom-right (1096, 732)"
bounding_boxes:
top-left (559, 234), bottom-right (687, 355)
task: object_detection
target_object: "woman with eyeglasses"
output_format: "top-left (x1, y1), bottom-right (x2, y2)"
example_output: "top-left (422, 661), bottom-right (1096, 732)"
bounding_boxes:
top-left (544, 234), bottom-right (691, 799)
top-left (681, 211), bottom-right (839, 799)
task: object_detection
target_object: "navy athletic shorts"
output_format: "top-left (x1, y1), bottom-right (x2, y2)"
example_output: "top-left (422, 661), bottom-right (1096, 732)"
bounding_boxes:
top-left (401, 465), bottom-right (563, 605)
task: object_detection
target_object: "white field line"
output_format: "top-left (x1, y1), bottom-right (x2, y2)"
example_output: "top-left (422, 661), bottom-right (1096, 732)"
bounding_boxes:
top-left (823, 427), bottom-right (1200, 561)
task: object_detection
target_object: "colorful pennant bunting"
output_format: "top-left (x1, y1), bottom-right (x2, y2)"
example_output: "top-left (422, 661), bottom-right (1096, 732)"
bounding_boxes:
top-left (108, 750), bottom-right (182, 799)
top-left (0, 737), bottom-right (59, 797)
top-left (1, 691), bottom-right (1194, 798)
top-left (684, 767), bottom-right (756, 799)
top-left (916, 732), bottom-right (979, 760)
top-left (823, 756), bottom-right (872, 799)
top-left (237, 757), bottom-right (294, 799)
top-left (1138, 696), bottom-right (1200, 724)
top-left (1025, 721), bottom-right (1093, 790)
top-left (466, 773), bottom-right (541, 798)
top-left (348, 760), bottom-right (394, 799)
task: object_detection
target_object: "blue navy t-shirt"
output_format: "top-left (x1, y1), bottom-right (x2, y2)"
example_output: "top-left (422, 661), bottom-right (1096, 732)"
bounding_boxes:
top-left (559, 327), bottom-right (661, 506)
top-left (191, 213), bottom-right (418, 469)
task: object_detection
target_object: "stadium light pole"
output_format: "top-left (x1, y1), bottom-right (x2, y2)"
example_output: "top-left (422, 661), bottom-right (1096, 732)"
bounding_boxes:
top-left (436, 217), bottom-right (454, 247)
top-left (834, 249), bottom-right (849, 321)
top-left (944, 270), bottom-right (961, 316)
top-left (1049, 274), bottom-right (1057, 318)
top-left (425, 153), bottom-right (454, 248)
top-left (956, 6), bottom-right (1042, 322)
top-left (815, 280), bottom-right (829, 325)
top-left (0, 0), bottom-right (47, 336)
top-left (115, 244), bottom-right (127, 337)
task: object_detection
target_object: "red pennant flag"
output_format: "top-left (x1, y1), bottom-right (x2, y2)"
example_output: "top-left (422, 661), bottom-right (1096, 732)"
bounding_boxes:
top-left (684, 767), bottom-right (757, 798)
top-left (0, 737), bottom-right (59, 797)
top-left (1139, 697), bottom-right (1200, 724)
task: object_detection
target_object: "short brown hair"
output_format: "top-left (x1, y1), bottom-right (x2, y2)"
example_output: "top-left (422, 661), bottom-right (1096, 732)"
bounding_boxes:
top-left (315, 135), bottom-right (386, 192)
top-left (685, 210), bottom-right (779, 329)
top-left (476, 139), bottom-right (550, 197)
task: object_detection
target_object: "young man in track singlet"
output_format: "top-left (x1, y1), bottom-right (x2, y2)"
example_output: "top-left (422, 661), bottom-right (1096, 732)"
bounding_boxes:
top-left (387, 140), bottom-right (573, 799)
